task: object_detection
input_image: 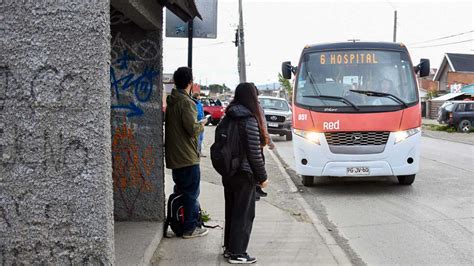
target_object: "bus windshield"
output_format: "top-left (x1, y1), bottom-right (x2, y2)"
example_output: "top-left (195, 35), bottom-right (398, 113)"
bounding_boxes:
top-left (295, 50), bottom-right (417, 111)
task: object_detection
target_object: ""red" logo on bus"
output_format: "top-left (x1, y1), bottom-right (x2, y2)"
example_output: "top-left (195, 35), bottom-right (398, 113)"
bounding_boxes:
top-left (323, 120), bottom-right (340, 130)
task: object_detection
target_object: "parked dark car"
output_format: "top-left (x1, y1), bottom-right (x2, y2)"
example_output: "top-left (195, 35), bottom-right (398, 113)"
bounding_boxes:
top-left (437, 100), bottom-right (474, 132)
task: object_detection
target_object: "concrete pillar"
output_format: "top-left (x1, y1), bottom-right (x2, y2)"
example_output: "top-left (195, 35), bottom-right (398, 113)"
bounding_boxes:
top-left (110, 7), bottom-right (164, 221)
top-left (0, 1), bottom-right (114, 264)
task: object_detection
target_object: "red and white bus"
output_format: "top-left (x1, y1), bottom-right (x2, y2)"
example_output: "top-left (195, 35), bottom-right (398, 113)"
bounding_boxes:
top-left (282, 42), bottom-right (430, 186)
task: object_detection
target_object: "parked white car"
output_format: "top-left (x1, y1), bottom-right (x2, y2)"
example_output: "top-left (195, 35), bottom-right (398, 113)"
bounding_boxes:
top-left (259, 96), bottom-right (293, 140)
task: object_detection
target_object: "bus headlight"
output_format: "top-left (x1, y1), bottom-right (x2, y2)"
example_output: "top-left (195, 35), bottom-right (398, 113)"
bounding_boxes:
top-left (394, 127), bottom-right (420, 144)
top-left (293, 129), bottom-right (320, 145)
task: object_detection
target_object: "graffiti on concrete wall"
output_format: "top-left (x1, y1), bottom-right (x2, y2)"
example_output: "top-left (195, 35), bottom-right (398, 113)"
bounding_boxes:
top-left (0, 64), bottom-right (106, 264)
top-left (111, 32), bottom-right (160, 61)
top-left (110, 50), bottom-right (158, 117)
top-left (112, 118), bottom-right (155, 217)
top-left (3, 125), bottom-right (89, 176)
top-left (0, 65), bottom-right (87, 109)
top-left (0, 66), bottom-right (89, 174)
top-left (110, 29), bottom-right (162, 219)
top-left (110, 8), bottom-right (132, 25)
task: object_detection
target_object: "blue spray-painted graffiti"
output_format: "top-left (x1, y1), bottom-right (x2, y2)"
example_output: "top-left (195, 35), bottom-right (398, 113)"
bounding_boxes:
top-left (116, 50), bottom-right (135, 70)
top-left (111, 50), bottom-right (158, 117)
top-left (111, 102), bottom-right (143, 117)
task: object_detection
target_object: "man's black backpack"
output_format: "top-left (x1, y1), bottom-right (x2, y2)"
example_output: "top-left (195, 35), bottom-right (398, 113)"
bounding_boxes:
top-left (164, 192), bottom-right (220, 237)
top-left (210, 116), bottom-right (242, 177)
top-left (164, 192), bottom-right (186, 237)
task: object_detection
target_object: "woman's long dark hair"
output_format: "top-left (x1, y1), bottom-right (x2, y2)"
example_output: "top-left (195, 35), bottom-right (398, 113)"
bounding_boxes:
top-left (227, 82), bottom-right (268, 146)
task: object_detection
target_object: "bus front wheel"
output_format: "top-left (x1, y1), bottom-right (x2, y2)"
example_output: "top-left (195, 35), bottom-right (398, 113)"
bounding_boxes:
top-left (302, 175), bottom-right (314, 186)
top-left (397, 174), bottom-right (415, 185)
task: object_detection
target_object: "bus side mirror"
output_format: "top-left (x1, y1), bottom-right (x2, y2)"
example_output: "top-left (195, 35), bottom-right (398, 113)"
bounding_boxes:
top-left (282, 61), bottom-right (292, 79)
top-left (415, 58), bottom-right (430, 77)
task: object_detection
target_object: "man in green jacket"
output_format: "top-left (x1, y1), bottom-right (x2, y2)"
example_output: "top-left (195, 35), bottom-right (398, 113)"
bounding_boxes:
top-left (165, 67), bottom-right (208, 238)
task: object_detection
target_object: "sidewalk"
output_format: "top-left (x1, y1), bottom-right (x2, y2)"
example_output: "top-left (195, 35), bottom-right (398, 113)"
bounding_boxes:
top-left (151, 148), bottom-right (348, 265)
top-left (421, 118), bottom-right (439, 126)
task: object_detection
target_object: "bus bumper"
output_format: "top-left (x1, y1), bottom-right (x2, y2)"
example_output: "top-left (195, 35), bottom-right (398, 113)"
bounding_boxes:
top-left (293, 131), bottom-right (420, 177)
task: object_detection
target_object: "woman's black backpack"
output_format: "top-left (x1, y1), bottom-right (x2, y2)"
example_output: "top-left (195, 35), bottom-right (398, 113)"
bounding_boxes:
top-left (210, 116), bottom-right (243, 177)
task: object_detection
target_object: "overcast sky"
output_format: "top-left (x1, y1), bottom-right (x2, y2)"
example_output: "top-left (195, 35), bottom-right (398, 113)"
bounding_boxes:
top-left (163, 0), bottom-right (473, 89)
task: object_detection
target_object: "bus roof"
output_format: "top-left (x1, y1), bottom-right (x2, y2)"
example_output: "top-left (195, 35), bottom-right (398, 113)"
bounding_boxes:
top-left (303, 42), bottom-right (408, 52)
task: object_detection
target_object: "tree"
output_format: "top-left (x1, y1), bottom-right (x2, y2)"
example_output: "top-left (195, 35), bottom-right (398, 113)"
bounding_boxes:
top-left (278, 73), bottom-right (292, 103)
top-left (222, 83), bottom-right (231, 92)
top-left (208, 84), bottom-right (222, 94)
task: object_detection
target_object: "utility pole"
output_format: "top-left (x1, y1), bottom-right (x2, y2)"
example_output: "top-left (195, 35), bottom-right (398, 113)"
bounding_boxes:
top-left (237, 0), bottom-right (247, 83)
top-left (393, 10), bottom-right (397, 42)
top-left (188, 19), bottom-right (193, 68)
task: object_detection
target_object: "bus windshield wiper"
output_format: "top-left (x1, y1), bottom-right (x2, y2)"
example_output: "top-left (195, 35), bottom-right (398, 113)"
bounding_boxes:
top-left (350, 89), bottom-right (407, 107)
top-left (303, 95), bottom-right (360, 110)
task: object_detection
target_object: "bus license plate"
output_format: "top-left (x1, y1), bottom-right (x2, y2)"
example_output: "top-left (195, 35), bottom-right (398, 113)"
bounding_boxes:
top-left (347, 167), bottom-right (370, 176)
top-left (268, 122), bottom-right (278, 128)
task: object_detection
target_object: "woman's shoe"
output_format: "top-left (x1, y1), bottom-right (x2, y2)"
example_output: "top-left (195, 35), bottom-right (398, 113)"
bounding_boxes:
top-left (256, 186), bottom-right (267, 197)
top-left (228, 253), bottom-right (257, 264)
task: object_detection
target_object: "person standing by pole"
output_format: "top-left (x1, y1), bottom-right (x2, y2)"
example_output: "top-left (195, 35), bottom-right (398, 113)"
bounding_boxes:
top-left (165, 67), bottom-right (208, 238)
top-left (192, 92), bottom-right (206, 157)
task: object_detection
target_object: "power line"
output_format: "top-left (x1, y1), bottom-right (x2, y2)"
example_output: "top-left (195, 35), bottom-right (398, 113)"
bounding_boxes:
top-left (410, 38), bottom-right (474, 48)
top-left (407, 30), bottom-right (474, 45)
top-left (385, 0), bottom-right (396, 10)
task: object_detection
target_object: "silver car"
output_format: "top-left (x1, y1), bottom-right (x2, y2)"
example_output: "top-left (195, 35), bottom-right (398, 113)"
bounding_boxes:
top-left (259, 96), bottom-right (293, 140)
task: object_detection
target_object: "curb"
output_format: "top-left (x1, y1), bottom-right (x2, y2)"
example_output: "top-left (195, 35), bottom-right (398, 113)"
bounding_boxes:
top-left (421, 129), bottom-right (474, 146)
top-left (268, 149), bottom-right (353, 265)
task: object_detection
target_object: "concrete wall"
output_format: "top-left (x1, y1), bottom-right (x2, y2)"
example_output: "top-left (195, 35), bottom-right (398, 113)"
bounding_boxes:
top-left (110, 6), bottom-right (165, 221)
top-left (0, 1), bottom-right (114, 265)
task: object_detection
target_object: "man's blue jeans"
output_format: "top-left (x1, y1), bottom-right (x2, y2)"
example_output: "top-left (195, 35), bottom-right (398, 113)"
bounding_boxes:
top-left (172, 164), bottom-right (201, 233)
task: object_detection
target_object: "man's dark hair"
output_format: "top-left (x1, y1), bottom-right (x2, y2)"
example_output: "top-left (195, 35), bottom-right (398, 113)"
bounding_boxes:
top-left (173, 67), bottom-right (193, 90)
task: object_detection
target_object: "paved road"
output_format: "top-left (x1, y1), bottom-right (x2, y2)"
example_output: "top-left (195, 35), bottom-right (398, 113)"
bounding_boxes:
top-left (194, 126), bottom-right (360, 265)
top-left (272, 133), bottom-right (474, 265)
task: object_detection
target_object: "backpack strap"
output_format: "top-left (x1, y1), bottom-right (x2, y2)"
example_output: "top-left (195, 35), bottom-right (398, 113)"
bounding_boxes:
top-left (202, 223), bottom-right (223, 229)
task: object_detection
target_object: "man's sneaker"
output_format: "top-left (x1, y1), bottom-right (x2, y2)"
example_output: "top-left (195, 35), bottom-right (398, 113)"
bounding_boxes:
top-left (228, 253), bottom-right (257, 264)
top-left (182, 227), bottom-right (208, 239)
top-left (256, 186), bottom-right (268, 197)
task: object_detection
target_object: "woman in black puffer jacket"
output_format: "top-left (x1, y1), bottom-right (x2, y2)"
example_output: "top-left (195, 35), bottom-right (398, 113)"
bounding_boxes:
top-left (222, 82), bottom-right (268, 264)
